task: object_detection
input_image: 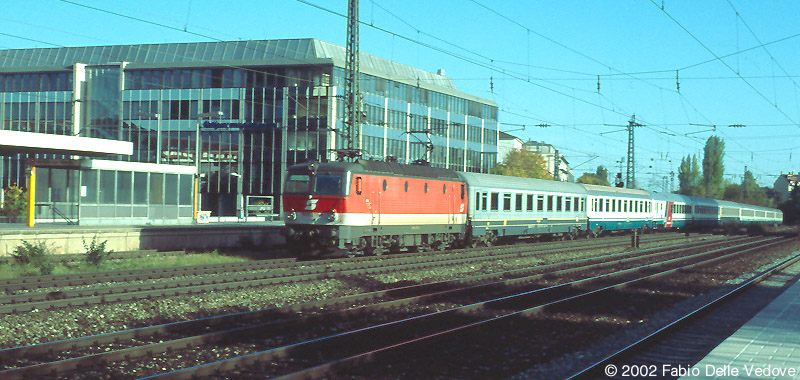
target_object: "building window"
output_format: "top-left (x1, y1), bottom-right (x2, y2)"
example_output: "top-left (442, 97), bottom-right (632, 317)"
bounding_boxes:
top-left (150, 173), bottom-right (164, 205)
top-left (134, 172), bottom-right (148, 205)
top-left (117, 171), bottom-right (132, 204)
top-left (99, 170), bottom-right (116, 204)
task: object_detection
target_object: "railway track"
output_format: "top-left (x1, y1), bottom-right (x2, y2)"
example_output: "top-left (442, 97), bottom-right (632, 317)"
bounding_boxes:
top-left (564, 242), bottom-right (800, 380)
top-left (0, 233), bottom-right (702, 315)
top-left (0, 234), bottom-right (788, 379)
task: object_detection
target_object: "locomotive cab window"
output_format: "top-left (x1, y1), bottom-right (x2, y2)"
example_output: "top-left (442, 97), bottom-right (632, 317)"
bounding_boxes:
top-left (314, 175), bottom-right (344, 195)
top-left (285, 174), bottom-right (310, 194)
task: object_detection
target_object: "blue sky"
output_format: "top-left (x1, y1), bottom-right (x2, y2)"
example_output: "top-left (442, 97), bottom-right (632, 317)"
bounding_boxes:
top-left (3, 0), bottom-right (800, 189)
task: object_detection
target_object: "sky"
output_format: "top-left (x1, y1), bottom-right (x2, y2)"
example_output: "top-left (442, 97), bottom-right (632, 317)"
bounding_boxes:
top-left (2, 0), bottom-right (800, 190)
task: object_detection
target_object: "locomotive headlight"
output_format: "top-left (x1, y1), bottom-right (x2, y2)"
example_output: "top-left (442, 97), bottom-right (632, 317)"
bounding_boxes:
top-left (287, 211), bottom-right (297, 221)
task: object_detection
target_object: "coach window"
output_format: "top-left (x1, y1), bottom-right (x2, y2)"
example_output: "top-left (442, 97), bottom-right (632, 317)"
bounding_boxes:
top-left (443, 184), bottom-right (447, 194)
top-left (355, 177), bottom-right (363, 195)
top-left (503, 193), bottom-right (512, 211)
top-left (490, 192), bottom-right (499, 211)
top-left (461, 185), bottom-right (465, 200)
top-left (564, 197), bottom-right (571, 212)
top-left (383, 180), bottom-right (388, 191)
top-left (516, 194), bottom-right (523, 211)
top-left (580, 198), bottom-right (586, 212)
top-left (547, 195), bottom-right (554, 212)
top-left (475, 192), bottom-right (481, 211)
top-left (481, 192), bottom-right (488, 211)
top-left (404, 181), bottom-right (408, 192)
top-left (537, 195), bottom-right (544, 212)
top-left (527, 194), bottom-right (534, 211)
top-left (424, 183), bottom-right (428, 193)
top-left (573, 197), bottom-right (579, 212)
top-left (624, 200), bottom-right (629, 212)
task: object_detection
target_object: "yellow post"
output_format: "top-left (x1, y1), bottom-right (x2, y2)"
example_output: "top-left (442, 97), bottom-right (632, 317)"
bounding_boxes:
top-left (27, 167), bottom-right (35, 227)
top-left (193, 176), bottom-right (199, 221)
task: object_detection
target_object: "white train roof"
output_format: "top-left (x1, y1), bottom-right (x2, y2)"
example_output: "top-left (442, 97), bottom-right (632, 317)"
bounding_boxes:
top-left (457, 172), bottom-right (587, 194)
top-left (581, 184), bottom-right (652, 199)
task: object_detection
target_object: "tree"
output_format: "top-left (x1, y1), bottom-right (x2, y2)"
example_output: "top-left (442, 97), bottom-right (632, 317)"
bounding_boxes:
top-left (677, 154), bottom-right (702, 196)
top-left (702, 136), bottom-right (725, 199)
top-left (491, 147), bottom-right (553, 180)
top-left (740, 170), bottom-right (770, 206)
top-left (577, 166), bottom-right (611, 186)
top-left (723, 181), bottom-right (742, 202)
top-left (779, 186), bottom-right (800, 224)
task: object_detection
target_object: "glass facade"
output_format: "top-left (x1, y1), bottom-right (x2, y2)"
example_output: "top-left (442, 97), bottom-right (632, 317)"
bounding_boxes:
top-left (0, 39), bottom-right (498, 223)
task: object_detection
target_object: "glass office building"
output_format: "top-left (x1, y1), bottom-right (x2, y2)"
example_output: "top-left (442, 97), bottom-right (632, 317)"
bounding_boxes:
top-left (0, 39), bottom-right (498, 224)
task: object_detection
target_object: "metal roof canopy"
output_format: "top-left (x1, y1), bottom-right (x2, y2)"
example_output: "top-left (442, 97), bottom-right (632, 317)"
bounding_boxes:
top-left (0, 130), bottom-right (133, 157)
top-left (0, 39), bottom-right (496, 106)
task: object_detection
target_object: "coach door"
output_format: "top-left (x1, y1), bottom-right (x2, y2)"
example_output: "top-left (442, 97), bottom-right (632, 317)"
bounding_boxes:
top-left (665, 201), bottom-right (674, 228)
top-left (449, 184), bottom-right (456, 225)
top-left (372, 179), bottom-right (385, 226)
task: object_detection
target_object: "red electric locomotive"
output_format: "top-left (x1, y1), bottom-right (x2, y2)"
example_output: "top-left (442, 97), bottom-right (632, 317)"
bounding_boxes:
top-left (282, 160), bottom-right (468, 256)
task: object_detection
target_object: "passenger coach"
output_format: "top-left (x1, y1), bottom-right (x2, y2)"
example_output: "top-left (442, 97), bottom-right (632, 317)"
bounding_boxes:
top-left (584, 185), bottom-right (653, 236)
top-left (459, 172), bottom-right (588, 244)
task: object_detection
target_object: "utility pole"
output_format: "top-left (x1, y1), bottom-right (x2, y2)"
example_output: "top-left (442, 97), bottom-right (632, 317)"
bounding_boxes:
top-left (339, 0), bottom-right (362, 161)
top-left (626, 114), bottom-right (644, 188)
top-left (670, 170), bottom-right (675, 193)
top-left (553, 148), bottom-right (560, 181)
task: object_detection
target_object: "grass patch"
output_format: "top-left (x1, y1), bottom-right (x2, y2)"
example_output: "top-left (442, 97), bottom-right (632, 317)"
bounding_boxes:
top-left (0, 250), bottom-right (254, 279)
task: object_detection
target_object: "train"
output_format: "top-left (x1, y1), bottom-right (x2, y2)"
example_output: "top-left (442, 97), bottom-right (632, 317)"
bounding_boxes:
top-left (282, 160), bottom-right (783, 256)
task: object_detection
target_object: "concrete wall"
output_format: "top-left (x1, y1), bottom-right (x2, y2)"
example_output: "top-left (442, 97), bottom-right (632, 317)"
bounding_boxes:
top-left (0, 223), bottom-right (286, 256)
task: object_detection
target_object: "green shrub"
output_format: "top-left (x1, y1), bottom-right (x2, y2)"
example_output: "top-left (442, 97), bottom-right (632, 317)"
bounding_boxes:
top-left (2, 185), bottom-right (27, 221)
top-left (84, 236), bottom-right (111, 266)
top-left (12, 241), bottom-right (54, 275)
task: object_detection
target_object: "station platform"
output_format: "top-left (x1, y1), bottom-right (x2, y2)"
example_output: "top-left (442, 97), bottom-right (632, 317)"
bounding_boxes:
top-left (681, 278), bottom-right (800, 379)
top-left (0, 221), bottom-right (286, 256)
